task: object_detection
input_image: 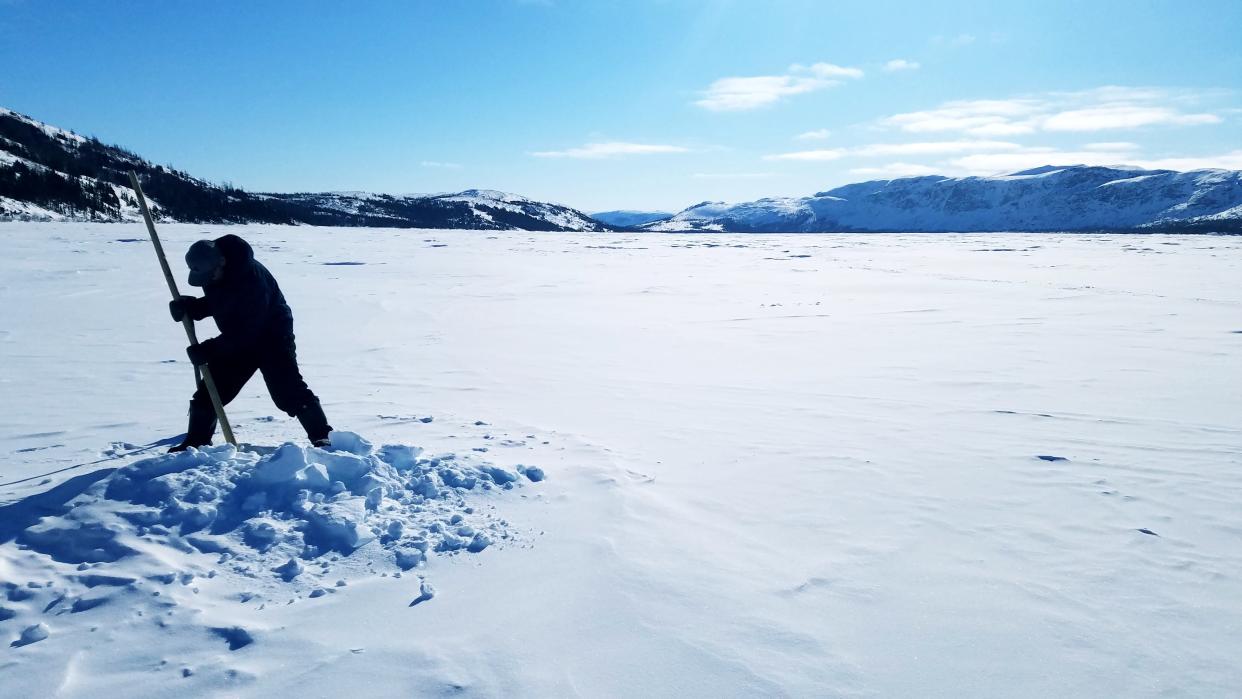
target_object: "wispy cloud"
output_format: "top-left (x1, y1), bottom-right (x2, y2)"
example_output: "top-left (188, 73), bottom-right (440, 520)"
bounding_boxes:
top-left (853, 140), bottom-right (1021, 156)
top-left (691, 172), bottom-right (775, 179)
top-left (695, 62), bottom-right (862, 111)
top-left (789, 62), bottom-right (864, 79)
top-left (763, 148), bottom-right (847, 162)
top-left (695, 76), bottom-right (826, 111)
top-left (865, 145), bottom-right (1242, 177)
top-left (1083, 142), bottom-right (1140, 152)
top-left (1122, 150), bottom-right (1242, 172)
top-left (531, 141), bottom-right (690, 158)
top-left (882, 87), bottom-right (1225, 136)
top-left (420, 160), bottom-right (462, 169)
top-left (949, 149), bottom-right (1137, 174)
top-left (1042, 105), bottom-right (1220, 131)
top-left (883, 99), bottom-right (1044, 135)
top-left (850, 163), bottom-right (942, 178)
top-left (883, 59), bottom-right (920, 72)
top-left (766, 140), bottom-right (1018, 161)
top-left (948, 144), bottom-right (1242, 174)
top-left (795, 129), bottom-right (832, 141)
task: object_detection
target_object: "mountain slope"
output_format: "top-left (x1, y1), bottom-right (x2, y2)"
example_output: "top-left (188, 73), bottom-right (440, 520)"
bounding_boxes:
top-left (589, 210), bottom-right (674, 228)
top-left (0, 107), bottom-right (611, 231)
top-left (644, 166), bottom-right (1242, 233)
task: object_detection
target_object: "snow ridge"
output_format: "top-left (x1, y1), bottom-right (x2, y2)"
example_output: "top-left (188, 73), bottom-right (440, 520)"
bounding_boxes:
top-left (644, 165), bottom-right (1242, 232)
top-left (0, 107), bottom-right (612, 231)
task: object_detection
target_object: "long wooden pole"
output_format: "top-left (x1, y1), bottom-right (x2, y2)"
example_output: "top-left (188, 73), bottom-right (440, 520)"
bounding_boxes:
top-left (128, 171), bottom-right (237, 446)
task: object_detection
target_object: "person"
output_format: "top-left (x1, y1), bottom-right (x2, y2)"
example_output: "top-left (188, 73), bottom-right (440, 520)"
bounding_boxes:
top-left (167, 234), bottom-right (333, 451)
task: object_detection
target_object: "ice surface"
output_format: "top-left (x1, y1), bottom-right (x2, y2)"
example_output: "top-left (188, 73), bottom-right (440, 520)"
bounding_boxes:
top-left (1, 223), bottom-right (1240, 697)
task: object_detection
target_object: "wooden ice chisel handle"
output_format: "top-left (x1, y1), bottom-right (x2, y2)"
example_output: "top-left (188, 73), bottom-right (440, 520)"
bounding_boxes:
top-left (128, 171), bottom-right (237, 446)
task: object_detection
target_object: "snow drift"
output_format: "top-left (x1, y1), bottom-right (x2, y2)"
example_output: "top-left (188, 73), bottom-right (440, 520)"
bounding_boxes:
top-left (0, 431), bottom-right (543, 652)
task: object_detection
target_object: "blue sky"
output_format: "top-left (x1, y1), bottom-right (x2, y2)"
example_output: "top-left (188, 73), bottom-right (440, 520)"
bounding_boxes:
top-left (3, 0), bottom-right (1241, 211)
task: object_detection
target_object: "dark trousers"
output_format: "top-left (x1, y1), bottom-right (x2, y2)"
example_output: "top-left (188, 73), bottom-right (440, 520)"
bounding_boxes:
top-left (190, 335), bottom-right (321, 417)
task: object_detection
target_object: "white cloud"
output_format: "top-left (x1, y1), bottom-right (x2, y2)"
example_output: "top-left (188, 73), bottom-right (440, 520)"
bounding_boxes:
top-left (883, 59), bottom-right (920, 72)
top-left (420, 160), bottom-right (462, 169)
top-left (950, 148), bottom-right (1146, 175)
top-left (883, 99), bottom-right (1044, 135)
top-left (695, 62), bottom-right (862, 111)
top-left (850, 163), bottom-right (942, 177)
top-left (531, 141), bottom-right (690, 158)
top-left (691, 172), bottom-right (775, 179)
top-left (1084, 142), bottom-right (1140, 152)
top-left (1128, 150), bottom-right (1242, 171)
top-left (1042, 106), bottom-right (1221, 131)
top-left (853, 140), bottom-right (1021, 156)
top-left (791, 62), bottom-right (865, 80)
top-left (696, 75), bottom-right (829, 111)
top-left (763, 148), bottom-right (847, 162)
top-left (796, 129), bottom-right (832, 140)
top-left (882, 88), bottom-right (1226, 136)
top-left (766, 140), bottom-right (1019, 162)
top-left (927, 142), bottom-right (1242, 177)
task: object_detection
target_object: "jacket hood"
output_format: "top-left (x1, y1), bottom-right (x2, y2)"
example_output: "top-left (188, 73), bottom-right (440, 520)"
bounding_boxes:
top-left (213, 234), bottom-right (255, 266)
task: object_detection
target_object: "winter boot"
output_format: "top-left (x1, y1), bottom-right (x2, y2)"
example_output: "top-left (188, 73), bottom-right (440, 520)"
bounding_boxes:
top-left (169, 403), bottom-right (218, 453)
top-left (296, 401), bottom-right (333, 448)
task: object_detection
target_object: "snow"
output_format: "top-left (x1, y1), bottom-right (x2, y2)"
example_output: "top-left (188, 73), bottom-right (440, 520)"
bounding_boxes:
top-left (271, 189), bottom-right (603, 231)
top-left (0, 148), bottom-right (53, 173)
top-left (2, 223), bottom-right (1241, 696)
top-left (589, 210), bottom-right (673, 227)
top-left (0, 107), bottom-right (88, 145)
top-left (645, 165), bottom-right (1242, 232)
top-left (0, 195), bottom-right (66, 221)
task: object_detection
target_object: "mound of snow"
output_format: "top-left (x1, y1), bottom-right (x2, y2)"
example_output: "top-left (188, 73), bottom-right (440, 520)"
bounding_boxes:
top-left (0, 432), bottom-right (541, 651)
top-left (22, 432), bottom-right (530, 570)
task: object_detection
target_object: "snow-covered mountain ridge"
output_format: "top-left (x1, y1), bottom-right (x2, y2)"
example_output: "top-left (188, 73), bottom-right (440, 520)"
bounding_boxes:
top-left (6, 106), bottom-right (1240, 233)
top-left (0, 107), bottom-right (611, 231)
top-left (589, 210), bottom-right (674, 227)
top-left (645, 165), bottom-right (1242, 233)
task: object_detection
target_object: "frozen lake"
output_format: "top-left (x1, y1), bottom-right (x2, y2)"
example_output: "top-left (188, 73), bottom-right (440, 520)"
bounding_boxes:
top-left (2, 223), bottom-right (1241, 697)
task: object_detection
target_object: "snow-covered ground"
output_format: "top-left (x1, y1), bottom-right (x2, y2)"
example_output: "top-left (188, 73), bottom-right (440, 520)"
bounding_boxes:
top-left (2, 223), bottom-right (1241, 697)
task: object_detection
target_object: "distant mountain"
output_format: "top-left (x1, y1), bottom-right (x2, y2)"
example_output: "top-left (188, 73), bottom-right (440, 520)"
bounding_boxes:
top-left (0, 107), bottom-right (612, 231)
top-left (589, 210), bottom-right (674, 228)
top-left (643, 166), bottom-right (1242, 233)
top-left (266, 189), bottom-right (609, 231)
top-left (7, 107), bottom-right (1240, 234)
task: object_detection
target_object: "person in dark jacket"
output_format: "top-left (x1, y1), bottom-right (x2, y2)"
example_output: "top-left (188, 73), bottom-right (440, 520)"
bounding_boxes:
top-left (167, 234), bottom-right (333, 451)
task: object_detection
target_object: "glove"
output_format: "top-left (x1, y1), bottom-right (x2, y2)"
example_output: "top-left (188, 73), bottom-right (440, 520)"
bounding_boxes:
top-left (186, 339), bottom-right (218, 366)
top-left (169, 295), bottom-right (197, 322)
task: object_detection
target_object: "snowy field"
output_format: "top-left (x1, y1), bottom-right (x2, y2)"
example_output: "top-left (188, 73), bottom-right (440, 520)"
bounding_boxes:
top-left (2, 222), bottom-right (1241, 698)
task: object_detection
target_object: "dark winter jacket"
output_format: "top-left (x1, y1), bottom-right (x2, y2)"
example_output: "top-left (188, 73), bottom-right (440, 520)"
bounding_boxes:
top-left (184, 234), bottom-right (294, 357)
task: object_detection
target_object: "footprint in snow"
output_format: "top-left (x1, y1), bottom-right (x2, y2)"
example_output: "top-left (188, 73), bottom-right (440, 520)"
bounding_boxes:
top-left (11, 623), bottom-right (49, 647)
top-left (15, 444), bottom-right (64, 453)
top-left (211, 626), bottom-right (254, 650)
top-left (409, 580), bottom-right (435, 607)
